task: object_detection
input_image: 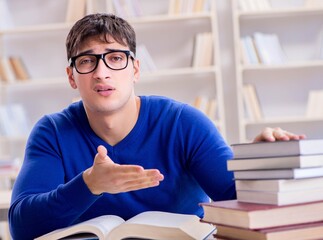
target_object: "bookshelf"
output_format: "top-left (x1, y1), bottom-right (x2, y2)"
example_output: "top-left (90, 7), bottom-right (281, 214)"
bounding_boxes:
top-left (0, 0), bottom-right (227, 157)
top-left (232, 0), bottom-right (323, 142)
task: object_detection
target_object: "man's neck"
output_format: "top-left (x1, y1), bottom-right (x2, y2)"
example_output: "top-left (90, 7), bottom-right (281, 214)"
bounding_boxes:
top-left (86, 96), bottom-right (140, 146)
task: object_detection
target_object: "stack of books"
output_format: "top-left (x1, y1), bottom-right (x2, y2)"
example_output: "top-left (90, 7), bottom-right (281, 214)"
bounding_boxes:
top-left (200, 139), bottom-right (323, 239)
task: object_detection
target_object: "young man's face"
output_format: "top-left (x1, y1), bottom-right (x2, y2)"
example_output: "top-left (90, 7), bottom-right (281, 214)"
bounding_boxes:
top-left (66, 35), bottom-right (140, 115)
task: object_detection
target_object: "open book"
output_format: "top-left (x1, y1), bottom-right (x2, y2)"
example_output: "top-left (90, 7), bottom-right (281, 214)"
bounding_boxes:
top-left (35, 211), bottom-right (216, 240)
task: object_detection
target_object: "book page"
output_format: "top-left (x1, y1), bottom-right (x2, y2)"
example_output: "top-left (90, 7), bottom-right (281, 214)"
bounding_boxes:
top-left (35, 215), bottom-right (124, 240)
top-left (108, 211), bottom-right (215, 240)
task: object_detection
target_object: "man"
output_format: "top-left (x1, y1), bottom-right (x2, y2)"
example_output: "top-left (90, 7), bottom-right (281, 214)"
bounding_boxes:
top-left (8, 13), bottom-right (305, 239)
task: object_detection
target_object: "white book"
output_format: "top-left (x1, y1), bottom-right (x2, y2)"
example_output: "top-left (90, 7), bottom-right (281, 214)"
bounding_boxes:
top-left (242, 84), bottom-right (263, 121)
top-left (233, 167), bottom-right (323, 180)
top-left (235, 177), bottom-right (323, 192)
top-left (206, 98), bottom-right (217, 121)
top-left (7, 104), bottom-right (30, 136)
top-left (192, 32), bottom-right (213, 67)
top-left (240, 36), bottom-right (259, 64)
top-left (227, 155), bottom-right (323, 171)
top-left (238, 0), bottom-right (249, 11)
top-left (231, 139), bottom-right (323, 159)
top-left (253, 32), bottom-right (286, 65)
top-left (246, 0), bottom-right (260, 10)
top-left (193, 96), bottom-right (209, 114)
top-left (65, 0), bottom-right (86, 23)
top-left (136, 44), bottom-right (157, 72)
top-left (0, 0), bottom-right (14, 30)
top-left (237, 187), bottom-right (323, 205)
top-left (0, 105), bottom-right (14, 136)
top-left (257, 0), bottom-right (271, 10)
top-left (266, 33), bottom-right (287, 64)
top-left (35, 211), bottom-right (216, 240)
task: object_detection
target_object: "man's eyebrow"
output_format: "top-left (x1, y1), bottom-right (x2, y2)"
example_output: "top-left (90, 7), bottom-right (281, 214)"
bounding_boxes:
top-left (76, 48), bottom-right (126, 56)
top-left (76, 49), bottom-right (94, 55)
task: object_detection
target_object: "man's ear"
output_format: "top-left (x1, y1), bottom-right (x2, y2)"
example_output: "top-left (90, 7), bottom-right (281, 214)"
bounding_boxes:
top-left (66, 66), bottom-right (77, 89)
top-left (133, 59), bottom-right (140, 83)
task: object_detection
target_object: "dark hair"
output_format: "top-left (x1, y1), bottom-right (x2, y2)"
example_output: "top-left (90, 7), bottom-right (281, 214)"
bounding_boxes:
top-left (65, 13), bottom-right (136, 60)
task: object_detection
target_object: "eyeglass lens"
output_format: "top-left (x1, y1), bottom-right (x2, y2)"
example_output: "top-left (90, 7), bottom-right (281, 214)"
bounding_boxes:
top-left (74, 51), bottom-right (130, 73)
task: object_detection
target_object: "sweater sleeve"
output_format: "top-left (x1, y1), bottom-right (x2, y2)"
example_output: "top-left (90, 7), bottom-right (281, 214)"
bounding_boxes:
top-left (178, 105), bottom-right (236, 201)
top-left (9, 116), bottom-right (101, 240)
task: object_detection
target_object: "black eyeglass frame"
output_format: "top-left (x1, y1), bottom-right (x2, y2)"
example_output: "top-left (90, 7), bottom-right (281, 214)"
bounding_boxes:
top-left (69, 49), bottom-right (135, 74)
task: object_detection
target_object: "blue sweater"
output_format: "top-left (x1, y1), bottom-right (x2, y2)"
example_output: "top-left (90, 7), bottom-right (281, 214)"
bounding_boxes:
top-left (9, 96), bottom-right (235, 239)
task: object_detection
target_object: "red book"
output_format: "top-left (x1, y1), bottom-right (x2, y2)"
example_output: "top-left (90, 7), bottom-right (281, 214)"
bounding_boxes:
top-left (200, 199), bottom-right (323, 229)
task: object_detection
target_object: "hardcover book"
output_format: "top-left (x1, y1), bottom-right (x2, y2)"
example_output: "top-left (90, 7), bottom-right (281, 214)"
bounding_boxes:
top-left (235, 177), bottom-right (323, 192)
top-left (215, 221), bottom-right (323, 240)
top-left (35, 211), bottom-right (216, 240)
top-left (200, 200), bottom-right (323, 229)
top-left (236, 187), bottom-right (323, 205)
top-left (233, 167), bottom-right (323, 180)
top-left (227, 155), bottom-right (323, 171)
top-left (231, 139), bottom-right (323, 159)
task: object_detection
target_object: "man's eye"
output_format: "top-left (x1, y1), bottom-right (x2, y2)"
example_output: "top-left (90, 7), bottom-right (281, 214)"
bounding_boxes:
top-left (78, 57), bottom-right (95, 65)
top-left (108, 55), bottom-right (124, 62)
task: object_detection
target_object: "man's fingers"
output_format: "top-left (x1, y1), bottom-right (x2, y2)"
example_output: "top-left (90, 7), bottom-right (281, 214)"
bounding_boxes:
top-left (253, 127), bottom-right (275, 142)
top-left (90, 145), bottom-right (164, 194)
top-left (108, 168), bottom-right (164, 193)
top-left (94, 145), bottom-right (114, 165)
top-left (253, 127), bottom-right (307, 143)
top-left (121, 171), bottom-right (164, 192)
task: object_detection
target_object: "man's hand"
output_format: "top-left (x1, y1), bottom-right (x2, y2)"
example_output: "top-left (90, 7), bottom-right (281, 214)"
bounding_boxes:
top-left (83, 145), bottom-right (164, 195)
top-left (253, 127), bottom-right (306, 143)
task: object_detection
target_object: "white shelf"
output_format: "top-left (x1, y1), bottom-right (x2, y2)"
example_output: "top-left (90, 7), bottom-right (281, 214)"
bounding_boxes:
top-left (237, 6), bottom-right (323, 18)
top-left (232, 0), bottom-right (323, 142)
top-left (0, 0), bottom-right (228, 154)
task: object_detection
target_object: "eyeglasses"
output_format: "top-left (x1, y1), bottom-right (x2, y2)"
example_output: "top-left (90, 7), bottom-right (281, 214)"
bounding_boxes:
top-left (69, 50), bottom-right (135, 74)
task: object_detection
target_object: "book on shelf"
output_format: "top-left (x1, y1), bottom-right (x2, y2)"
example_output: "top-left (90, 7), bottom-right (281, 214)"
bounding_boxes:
top-left (169, 0), bottom-right (209, 15)
top-left (227, 154), bottom-right (323, 171)
top-left (0, 104), bottom-right (30, 137)
top-left (112, 0), bottom-right (143, 19)
top-left (215, 221), bottom-right (323, 240)
top-left (240, 36), bottom-right (261, 65)
top-left (192, 32), bottom-right (213, 67)
top-left (242, 84), bottom-right (263, 121)
top-left (238, 0), bottom-right (271, 11)
top-left (193, 0), bottom-right (209, 12)
top-left (136, 44), bottom-right (157, 72)
top-left (253, 32), bottom-right (287, 65)
top-left (0, 0), bottom-right (14, 30)
top-left (200, 199), bottom-right (323, 229)
top-left (206, 98), bottom-right (217, 121)
top-left (0, 60), bottom-right (4, 84)
top-left (0, 57), bottom-right (16, 83)
top-left (192, 96), bottom-right (217, 120)
top-left (9, 56), bottom-right (29, 81)
top-left (270, 0), bottom-right (306, 8)
top-left (235, 177), bottom-right (323, 192)
top-left (233, 166), bottom-right (323, 180)
top-left (0, 158), bottom-right (21, 183)
top-left (237, 186), bottom-right (323, 205)
top-left (35, 211), bottom-right (216, 240)
top-left (231, 139), bottom-right (323, 159)
top-left (306, 89), bottom-right (323, 118)
top-left (65, 0), bottom-right (86, 23)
